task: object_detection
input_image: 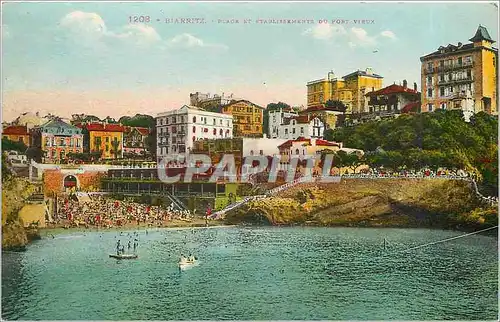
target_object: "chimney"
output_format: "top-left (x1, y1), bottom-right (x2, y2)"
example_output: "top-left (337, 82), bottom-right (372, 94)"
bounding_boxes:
top-left (403, 80), bottom-right (407, 88)
top-left (413, 82), bottom-right (417, 91)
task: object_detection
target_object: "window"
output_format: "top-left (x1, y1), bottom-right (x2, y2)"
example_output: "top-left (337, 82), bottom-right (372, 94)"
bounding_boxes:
top-left (106, 137), bottom-right (109, 143)
top-left (428, 103), bottom-right (433, 111)
top-left (219, 129), bottom-right (223, 136)
top-left (457, 57), bottom-right (462, 66)
top-left (427, 76), bottom-right (432, 85)
top-left (213, 118), bottom-right (216, 125)
top-left (193, 126), bottom-right (196, 133)
top-left (427, 62), bottom-right (432, 70)
top-left (204, 118), bottom-right (207, 124)
top-left (449, 86), bottom-right (454, 93)
top-left (259, 150), bottom-right (263, 155)
top-left (193, 136), bottom-right (196, 142)
top-left (213, 128), bottom-right (216, 135)
top-left (440, 103), bottom-right (447, 110)
top-left (466, 70), bottom-right (472, 79)
top-left (166, 118), bottom-right (169, 125)
top-left (220, 120), bottom-right (222, 125)
top-left (440, 87), bottom-right (445, 97)
top-left (160, 119), bottom-right (163, 126)
top-left (285, 129), bottom-right (288, 135)
top-left (300, 127), bottom-right (304, 134)
top-left (439, 74), bottom-right (444, 81)
top-left (292, 128), bottom-right (296, 134)
top-left (295, 149), bottom-right (300, 155)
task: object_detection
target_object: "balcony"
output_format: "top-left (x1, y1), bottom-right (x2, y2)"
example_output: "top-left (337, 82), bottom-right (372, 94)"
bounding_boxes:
top-left (438, 76), bottom-right (473, 85)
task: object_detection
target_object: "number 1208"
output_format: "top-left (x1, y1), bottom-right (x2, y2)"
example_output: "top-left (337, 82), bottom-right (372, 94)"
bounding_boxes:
top-left (129, 16), bottom-right (151, 23)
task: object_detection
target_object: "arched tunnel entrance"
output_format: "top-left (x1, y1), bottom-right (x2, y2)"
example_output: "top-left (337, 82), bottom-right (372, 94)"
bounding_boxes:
top-left (63, 175), bottom-right (78, 191)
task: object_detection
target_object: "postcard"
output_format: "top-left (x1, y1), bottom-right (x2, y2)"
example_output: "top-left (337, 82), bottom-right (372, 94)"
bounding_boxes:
top-left (1, 1), bottom-right (498, 321)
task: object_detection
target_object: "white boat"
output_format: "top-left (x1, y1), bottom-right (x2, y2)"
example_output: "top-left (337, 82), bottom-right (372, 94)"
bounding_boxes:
top-left (178, 259), bottom-right (199, 270)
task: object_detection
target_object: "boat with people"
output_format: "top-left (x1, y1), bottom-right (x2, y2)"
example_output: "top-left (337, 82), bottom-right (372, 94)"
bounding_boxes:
top-left (109, 254), bottom-right (138, 259)
top-left (178, 254), bottom-right (198, 270)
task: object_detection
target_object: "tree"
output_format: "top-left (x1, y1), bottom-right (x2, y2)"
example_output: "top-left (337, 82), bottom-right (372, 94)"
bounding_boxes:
top-left (324, 100), bottom-right (347, 112)
top-left (145, 127), bottom-right (157, 159)
top-left (2, 138), bottom-right (27, 153)
top-left (25, 147), bottom-right (45, 163)
top-left (2, 153), bottom-right (12, 181)
top-left (119, 114), bottom-right (155, 128)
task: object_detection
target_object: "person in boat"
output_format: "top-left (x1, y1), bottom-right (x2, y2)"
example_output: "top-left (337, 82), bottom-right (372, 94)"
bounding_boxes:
top-left (188, 254), bottom-right (195, 262)
top-left (128, 240), bottom-right (131, 249)
top-left (116, 240), bottom-right (121, 255)
top-left (180, 254), bottom-right (187, 263)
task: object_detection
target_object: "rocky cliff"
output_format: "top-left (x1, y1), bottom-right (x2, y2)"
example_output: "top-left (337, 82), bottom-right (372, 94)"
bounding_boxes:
top-left (225, 179), bottom-right (497, 231)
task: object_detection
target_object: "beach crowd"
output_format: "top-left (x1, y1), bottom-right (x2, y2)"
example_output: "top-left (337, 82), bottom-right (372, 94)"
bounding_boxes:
top-left (53, 194), bottom-right (194, 228)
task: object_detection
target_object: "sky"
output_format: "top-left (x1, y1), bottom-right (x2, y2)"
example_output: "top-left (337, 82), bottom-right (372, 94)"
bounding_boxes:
top-left (2, 1), bottom-right (498, 122)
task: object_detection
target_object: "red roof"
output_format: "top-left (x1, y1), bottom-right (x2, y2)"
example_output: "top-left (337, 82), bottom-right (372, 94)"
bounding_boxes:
top-left (2, 125), bottom-right (28, 135)
top-left (80, 123), bottom-right (126, 132)
top-left (300, 105), bottom-right (325, 114)
top-left (135, 127), bottom-right (150, 136)
top-left (365, 84), bottom-right (419, 96)
top-left (402, 102), bottom-right (421, 113)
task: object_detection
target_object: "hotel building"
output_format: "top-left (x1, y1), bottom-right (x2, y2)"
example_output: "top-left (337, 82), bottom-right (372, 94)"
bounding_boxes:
top-left (420, 25), bottom-right (498, 116)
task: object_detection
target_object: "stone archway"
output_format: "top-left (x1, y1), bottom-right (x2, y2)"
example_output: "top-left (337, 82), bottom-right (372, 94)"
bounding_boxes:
top-left (63, 175), bottom-right (79, 191)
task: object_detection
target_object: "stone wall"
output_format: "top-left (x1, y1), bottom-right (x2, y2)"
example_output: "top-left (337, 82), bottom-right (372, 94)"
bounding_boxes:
top-left (43, 169), bottom-right (107, 196)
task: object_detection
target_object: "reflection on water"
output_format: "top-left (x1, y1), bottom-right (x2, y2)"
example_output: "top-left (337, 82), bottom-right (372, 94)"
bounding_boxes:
top-left (2, 227), bottom-right (498, 320)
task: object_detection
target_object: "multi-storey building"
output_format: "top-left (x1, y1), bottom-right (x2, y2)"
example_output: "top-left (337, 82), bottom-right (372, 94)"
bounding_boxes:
top-left (2, 125), bottom-right (29, 145)
top-left (76, 122), bottom-right (125, 159)
top-left (365, 81), bottom-right (421, 113)
top-left (306, 69), bottom-right (384, 114)
top-left (221, 100), bottom-right (264, 138)
top-left (420, 25), bottom-right (498, 116)
top-left (268, 110), bottom-right (325, 140)
top-left (191, 137), bottom-right (287, 178)
top-left (30, 119), bottom-right (84, 163)
top-left (123, 126), bottom-right (150, 156)
top-left (267, 107), bottom-right (299, 137)
top-left (156, 105), bottom-right (233, 162)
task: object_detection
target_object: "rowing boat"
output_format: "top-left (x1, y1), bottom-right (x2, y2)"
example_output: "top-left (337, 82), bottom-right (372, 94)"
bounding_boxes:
top-left (109, 254), bottom-right (138, 259)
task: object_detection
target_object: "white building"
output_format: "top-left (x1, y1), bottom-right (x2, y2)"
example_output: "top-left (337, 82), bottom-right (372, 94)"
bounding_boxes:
top-left (156, 105), bottom-right (233, 161)
top-left (268, 108), bottom-right (325, 140)
top-left (241, 138), bottom-right (288, 158)
top-left (268, 108), bottom-right (299, 138)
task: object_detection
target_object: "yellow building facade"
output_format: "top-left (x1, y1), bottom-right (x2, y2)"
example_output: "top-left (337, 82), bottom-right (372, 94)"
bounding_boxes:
top-left (80, 123), bottom-right (125, 159)
top-left (307, 69), bottom-right (383, 114)
top-left (420, 25), bottom-right (498, 115)
top-left (221, 100), bottom-right (264, 138)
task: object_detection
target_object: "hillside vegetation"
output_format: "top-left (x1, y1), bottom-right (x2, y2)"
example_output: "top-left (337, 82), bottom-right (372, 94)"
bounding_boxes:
top-left (2, 155), bottom-right (39, 250)
top-left (324, 110), bottom-right (498, 195)
top-left (225, 179), bottom-right (497, 230)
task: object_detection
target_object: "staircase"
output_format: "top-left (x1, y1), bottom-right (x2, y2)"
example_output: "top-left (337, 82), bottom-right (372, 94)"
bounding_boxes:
top-left (469, 179), bottom-right (498, 206)
top-left (212, 175), bottom-right (318, 219)
top-left (164, 192), bottom-right (189, 211)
